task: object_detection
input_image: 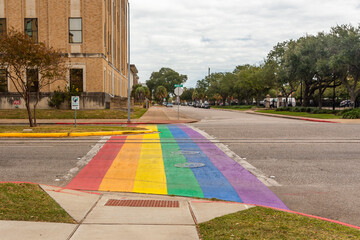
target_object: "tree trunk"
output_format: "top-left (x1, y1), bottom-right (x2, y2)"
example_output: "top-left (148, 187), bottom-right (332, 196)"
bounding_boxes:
top-left (25, 97), bottom-right (34, 127)
top-left (302, 85), bottom-right (311, 107)
top-left (33, 91), bottom-right (40, 126)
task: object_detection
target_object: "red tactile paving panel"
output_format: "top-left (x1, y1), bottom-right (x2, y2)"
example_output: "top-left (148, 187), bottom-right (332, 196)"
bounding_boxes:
top-left (105, 199), bottom-right (180, 208)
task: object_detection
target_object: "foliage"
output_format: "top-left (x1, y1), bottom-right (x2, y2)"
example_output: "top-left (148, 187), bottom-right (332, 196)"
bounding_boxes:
top-left (180, 88), bottom-right (194, 102)
top-left (276, 107), bottom-right (339, 114)
top-left (48, 87), bottom-right (66, 109)
top-left (155, 85), bottom-right (168, 103)
top-left (0, 29), bottom-right (66, 127)
top-left (131, 84), bottom-right (150, 103)
top-left (342, 108), bottom-right (360, 119)
top-left (146, 68), bottom-right (187, 99)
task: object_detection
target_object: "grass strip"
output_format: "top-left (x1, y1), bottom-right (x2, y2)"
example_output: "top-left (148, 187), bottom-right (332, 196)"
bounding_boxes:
top-left (0, 107), bottom-right (147, 119)
top-left (256, 110), bottom-right (342, 119)
top-left (0, 183), bottom-right (75, 223)
top-left (199, 207), bottom-right (360, 240)
top-left (212, 105), bottom-right (253, 111)
top-left (0, 125), bottom-right (145, 133)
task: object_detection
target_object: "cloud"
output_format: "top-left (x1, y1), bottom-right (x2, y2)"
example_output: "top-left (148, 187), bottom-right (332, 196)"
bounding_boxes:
top-left (131, 0), bottom-right (360, 87)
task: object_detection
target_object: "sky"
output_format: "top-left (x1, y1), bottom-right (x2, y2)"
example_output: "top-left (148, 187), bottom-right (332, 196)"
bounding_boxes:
top-left (130, 0), bottom-right (360, 87)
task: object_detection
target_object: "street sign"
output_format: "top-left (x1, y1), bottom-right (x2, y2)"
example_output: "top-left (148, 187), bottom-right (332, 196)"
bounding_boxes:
top-left (174, 87), bottom-right (183, 96)
top-left (71, 96), bottom-right (80, 110)
top-left (174, 84), bottom-right (183, 87)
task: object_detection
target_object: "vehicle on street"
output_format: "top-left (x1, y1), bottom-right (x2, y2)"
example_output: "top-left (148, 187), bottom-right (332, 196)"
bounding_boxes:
top-left (204, 103), bottom-right (210, 109)
top-left (340, 100), bottom-right (351, 107)
top-left (166, 103), bottom-right (173, 107)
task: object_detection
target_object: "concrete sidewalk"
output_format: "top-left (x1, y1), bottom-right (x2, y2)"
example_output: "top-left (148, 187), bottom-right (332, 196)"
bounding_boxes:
top-left (0, 106), bottom-right (198, 125)
top-left (0, 185), bottom-right (254, 240)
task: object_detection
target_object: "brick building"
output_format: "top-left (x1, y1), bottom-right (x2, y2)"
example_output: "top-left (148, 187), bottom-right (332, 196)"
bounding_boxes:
top-left (0, 0), bottom-right (134, 109)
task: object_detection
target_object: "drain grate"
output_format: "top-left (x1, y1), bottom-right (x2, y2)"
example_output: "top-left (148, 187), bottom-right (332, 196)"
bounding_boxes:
top-left (174, 162), bottom-right (205, 168)
top-left (105, 199), bottom-right (180, 208)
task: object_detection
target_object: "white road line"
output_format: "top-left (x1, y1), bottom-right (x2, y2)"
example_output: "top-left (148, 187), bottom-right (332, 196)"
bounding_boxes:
top-left (62, 136), bottom-right (110, 181)
top-left (187, 125), bottom-right (281, 187)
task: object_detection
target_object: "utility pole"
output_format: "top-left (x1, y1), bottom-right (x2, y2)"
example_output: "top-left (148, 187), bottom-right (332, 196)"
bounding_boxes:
top-left (127, 1), bottom-right (131, 123)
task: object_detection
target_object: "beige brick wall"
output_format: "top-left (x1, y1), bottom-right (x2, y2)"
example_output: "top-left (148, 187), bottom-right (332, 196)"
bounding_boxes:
top-left (2, 0), bottom-right (130, 98)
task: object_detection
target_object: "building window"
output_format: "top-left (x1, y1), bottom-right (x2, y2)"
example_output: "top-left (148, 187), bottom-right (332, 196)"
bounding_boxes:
top-left (69, 18), bottom-right (82, 43)
top-left (24, 18), bottom-right (38, 42)
top-left (27, 69), bottom-right (39, 92)
top-left (0, 19), bottom-right (6, 35)
top-left (0, 69), bottom-right (7, 92)
top-left (70, 69), bottom-right (83, 92)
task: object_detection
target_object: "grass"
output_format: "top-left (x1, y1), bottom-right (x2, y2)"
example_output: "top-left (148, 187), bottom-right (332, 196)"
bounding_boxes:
top-left (211, 105), bottom-right (253, 111)
top-left (0, 107), bottom-right (147, 119)
top-left (0, 183), bottom-right (76, 223)
top-left (0, 125), bottom-right (145, 133)
top-left (199, 207), bottom-right (360, 240)
top-left (256, 110), bottom-right (342, 119)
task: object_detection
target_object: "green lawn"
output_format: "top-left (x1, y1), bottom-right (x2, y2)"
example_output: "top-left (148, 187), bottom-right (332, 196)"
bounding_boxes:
top-left (0, 183), bottom-right (75, 223)
top-left (0, 107), bottom-right (147, 119)
top-left (256, 110), bottom-right (342, 119)
top-left (0, 125), bottom-right (145, 133)
top-left (212, 105), bottom-right (253, 111)
top-left (199, 207), bottom-right (360, 240)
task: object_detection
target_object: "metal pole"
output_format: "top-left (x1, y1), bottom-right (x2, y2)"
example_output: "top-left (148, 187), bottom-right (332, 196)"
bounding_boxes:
top-left (75, 109), bottom-right (77, 128)
top-left (127, 1), bottom-right (131, 123)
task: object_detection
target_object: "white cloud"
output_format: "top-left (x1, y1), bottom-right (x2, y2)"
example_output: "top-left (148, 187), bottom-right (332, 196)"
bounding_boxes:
top-left (130, 0), bottom-right (360, 87)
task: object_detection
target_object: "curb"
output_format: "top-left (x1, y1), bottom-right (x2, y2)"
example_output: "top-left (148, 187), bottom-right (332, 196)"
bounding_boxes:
top-left (245, 111), bottom-right (339, 123)
top-left (0, 130), bottom-right (154, 138)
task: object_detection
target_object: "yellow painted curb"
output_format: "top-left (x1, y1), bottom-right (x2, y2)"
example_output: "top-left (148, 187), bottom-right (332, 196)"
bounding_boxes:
top-left (0, 130), bottom-right (154, 138)
top-left (0, 133), bottom-right (69, 138)
top-left (69, 130), bottom-right (154, 137)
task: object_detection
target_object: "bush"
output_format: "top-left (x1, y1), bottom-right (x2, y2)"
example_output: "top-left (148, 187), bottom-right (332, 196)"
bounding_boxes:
top-left (342, 108), bottom-right (360, 119)
top-left (48, 88), bottom-right (66, 109)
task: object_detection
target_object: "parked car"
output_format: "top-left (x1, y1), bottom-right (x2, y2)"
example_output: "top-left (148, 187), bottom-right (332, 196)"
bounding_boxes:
top-left (166, 103), bottom-right (173, 107)
top-left (340, 100), bottom-right (351, 107)
top-left (204, 103), bottom-right (210, 109)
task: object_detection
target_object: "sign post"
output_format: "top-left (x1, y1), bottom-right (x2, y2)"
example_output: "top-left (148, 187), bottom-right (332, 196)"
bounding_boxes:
top-left (71, 96), bottom-right (80, 127)
top-left (174, 85), bottom-right (184, 120)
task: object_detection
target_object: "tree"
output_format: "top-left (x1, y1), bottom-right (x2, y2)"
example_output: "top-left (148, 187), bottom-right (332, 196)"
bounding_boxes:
top-left (330, 24), bottom-right (360, 108)
top-left (0, 30), bottom-right (66, 127)
top-left (131, 84), bottom-right (150, 103)
top-left (181, 88), bottom-right (194, 102)
top-left (146, 68), bottom-right (187, 98)
top-left (155, 86), bottom-right (168, 103)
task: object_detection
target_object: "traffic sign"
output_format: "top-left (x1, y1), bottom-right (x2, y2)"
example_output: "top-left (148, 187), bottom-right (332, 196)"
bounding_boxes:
top-left (71, 96), bottom-right (80, 110)
top-left (174, 84), bottom-right (183, 87)
top-left (174, 87), bottom-right (183, 96)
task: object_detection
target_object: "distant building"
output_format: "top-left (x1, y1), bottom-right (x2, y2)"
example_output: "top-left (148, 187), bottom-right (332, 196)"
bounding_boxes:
top-left (0, 0), bottom-right (133, 109)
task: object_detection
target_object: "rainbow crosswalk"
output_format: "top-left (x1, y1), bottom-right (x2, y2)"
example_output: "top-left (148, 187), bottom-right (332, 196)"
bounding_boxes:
top-left (67, 124), bottom-right (288, 209)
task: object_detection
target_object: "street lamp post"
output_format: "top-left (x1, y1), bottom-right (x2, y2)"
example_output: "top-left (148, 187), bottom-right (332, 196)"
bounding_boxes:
top-left (127, 1), bottom-right (131, 123)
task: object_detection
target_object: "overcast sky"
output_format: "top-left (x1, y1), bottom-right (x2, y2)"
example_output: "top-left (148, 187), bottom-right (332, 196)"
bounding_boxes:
top-left (131, 0), bottom-right (360, 87)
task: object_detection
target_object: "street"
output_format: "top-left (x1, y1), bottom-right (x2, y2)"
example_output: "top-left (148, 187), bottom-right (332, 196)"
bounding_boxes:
top-left (179, 106), bottom-right (360, 226)
top-left (0, 107), bottom-right (359, 226)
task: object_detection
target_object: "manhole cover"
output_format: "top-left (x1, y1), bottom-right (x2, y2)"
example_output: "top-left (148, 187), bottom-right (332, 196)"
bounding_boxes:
top-left (172, 150), bottom-right (200, 155)
top-left (174, 162), bottom-right (205, 168)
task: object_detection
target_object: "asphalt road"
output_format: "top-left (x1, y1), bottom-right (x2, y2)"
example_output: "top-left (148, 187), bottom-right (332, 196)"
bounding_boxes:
top-left (178, 106), bottom-right (360, 226)
top-left (0, 138), bottom-right (101, 187)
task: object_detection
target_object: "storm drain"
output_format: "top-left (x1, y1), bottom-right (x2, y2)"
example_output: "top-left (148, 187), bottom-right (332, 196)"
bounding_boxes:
top-left (174, 162), bottom-right (205, 168)
top-left (105, 199), bottom-right (180, 208)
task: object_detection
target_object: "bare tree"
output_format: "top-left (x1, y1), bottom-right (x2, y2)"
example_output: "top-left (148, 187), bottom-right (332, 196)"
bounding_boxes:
top-left (0, 30), bottom-right (67, 127)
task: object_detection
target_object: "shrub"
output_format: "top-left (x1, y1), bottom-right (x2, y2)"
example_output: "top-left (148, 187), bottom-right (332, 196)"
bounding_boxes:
top-left (48, 88), bottom-right (66, 109)
top-left (342, 108), bottom-right (360, 119)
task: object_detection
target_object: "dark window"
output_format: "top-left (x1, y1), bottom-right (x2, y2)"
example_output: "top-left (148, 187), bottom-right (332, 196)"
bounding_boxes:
top-left (0, 69), bottom-right (7, 92)
top-left (0, 19), bottom-right (6, 35)
top-left (24, 18), bottom-right (38, 42)
top-left (70, 69), bottom-right (83, 92)
top-left (27, 69), bottom-right (39, 92)
top-left (69, 18), bottom-right (82, 43)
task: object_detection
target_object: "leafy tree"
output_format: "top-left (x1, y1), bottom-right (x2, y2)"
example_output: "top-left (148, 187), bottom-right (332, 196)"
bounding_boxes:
top-left (131, 84), bottom-right (150, 103)
top-left (155, 85), bottom-right (167, 103)
top-left (181, 88), bottom-right (194, 102)
top-left (146, 68), bottom-right (187, 98)
top-left (330, 24), bottom-right (360, 107)
top-left (0, 30), bottom-right (66, 127)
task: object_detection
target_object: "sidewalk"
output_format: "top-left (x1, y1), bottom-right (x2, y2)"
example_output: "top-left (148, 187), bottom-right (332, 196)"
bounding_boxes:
top-left (0, 106), bottom-right (198, 125)
top-left (0, 185), bottom-right (254, 240)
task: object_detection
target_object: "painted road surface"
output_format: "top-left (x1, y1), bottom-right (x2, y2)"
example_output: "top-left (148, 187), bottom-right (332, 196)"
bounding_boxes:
top-left (67, 124), bottom-right (288, 209)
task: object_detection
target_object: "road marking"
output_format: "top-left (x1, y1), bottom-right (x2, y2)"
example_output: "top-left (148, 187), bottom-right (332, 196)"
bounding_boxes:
top-left (63, 136), bottom-right (110, 181)
top-left (186, 125), bottom-right (281, 187)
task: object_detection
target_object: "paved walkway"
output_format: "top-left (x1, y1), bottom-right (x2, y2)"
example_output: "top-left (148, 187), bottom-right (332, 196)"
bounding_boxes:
top-left (1, 185), bottom-right (255, 240)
